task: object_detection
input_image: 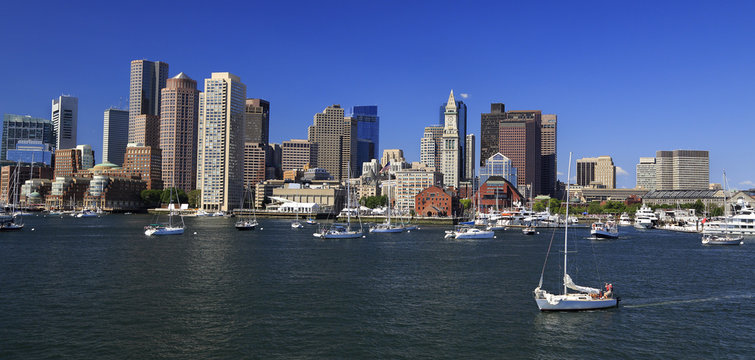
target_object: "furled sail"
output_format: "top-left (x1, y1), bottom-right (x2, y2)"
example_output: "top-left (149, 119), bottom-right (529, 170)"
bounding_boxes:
top-left (564, 274), bottom-right (600, 294)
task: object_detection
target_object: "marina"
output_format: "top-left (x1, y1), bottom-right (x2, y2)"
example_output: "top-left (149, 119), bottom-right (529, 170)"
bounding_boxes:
top-left (0, 214), bottom-right (752, 358)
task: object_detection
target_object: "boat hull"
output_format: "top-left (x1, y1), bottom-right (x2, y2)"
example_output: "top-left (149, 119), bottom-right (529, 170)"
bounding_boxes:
top-left (370, 227), bottom-right (404, 233)
top-left (535, 297), bottom-right (618, 311)
top-left (145, 227), bottom-right (184, 236)
top-left (455, 231), bottom-right (494, 239)
top-left (591, 230), bottom-right (619, 239)
top-left (313, 231), bottom-right (362, 239)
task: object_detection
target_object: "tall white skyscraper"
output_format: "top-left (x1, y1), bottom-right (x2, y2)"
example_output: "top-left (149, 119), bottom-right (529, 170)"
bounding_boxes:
top-left (420, 125), bottom-right (443, 170)
top-left (51, 95), bottom-right (78, 150)
top-left (441, 90), bottom-right (460, 188)
top-left (103, 108), bottom-right (129, 165)
top-left (636, 157), bottom-right (656, 190)
top-left (197, 72), bottom-right (247, 212)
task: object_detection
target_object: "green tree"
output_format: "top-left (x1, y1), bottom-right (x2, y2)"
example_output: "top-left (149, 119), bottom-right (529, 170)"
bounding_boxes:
top-left (141, 189), bottom-right (163, 207)
top-left (710, 206), bottom-right (724, 217)
top-left (587, 202), bottom-right (602, 214)
top-left (459, 198), bottom-right (472, 210)
top-left (548, 198), bottom-right (562, 211)
top-left (362, 195), bottom-right (387, 209)
top-left (533, 199), bottom-right (548, 212)
top-left (692, 199), bottom-right (705, 215)
top-left (188, 189), bottom-right (201, 208)
top-left (161, 188), bottom-right (188, 205)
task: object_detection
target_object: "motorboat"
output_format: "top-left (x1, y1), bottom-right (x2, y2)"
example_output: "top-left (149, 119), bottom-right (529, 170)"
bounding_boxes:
top-left (522, 226), bottom-right (536, 235)
top-left (291, 221), bottom-right (304, 229)
top-left (591, 219), bottom-right (619, 239)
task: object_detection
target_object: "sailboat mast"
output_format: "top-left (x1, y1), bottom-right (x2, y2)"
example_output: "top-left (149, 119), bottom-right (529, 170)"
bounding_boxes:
top-left (723, 170), bottom-right (728, 229)
top-left (346, 162), bottom-right (351, 228)
top-left (564, 152), bottom-right (572, 295)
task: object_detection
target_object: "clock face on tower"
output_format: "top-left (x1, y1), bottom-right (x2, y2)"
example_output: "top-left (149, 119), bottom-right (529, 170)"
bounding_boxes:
top-left (445, 114), bottom-right (456, 129)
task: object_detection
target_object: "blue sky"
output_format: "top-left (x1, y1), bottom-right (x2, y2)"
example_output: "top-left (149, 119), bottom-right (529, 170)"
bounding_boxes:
top-left (2, 1), bottom-right (754, 189)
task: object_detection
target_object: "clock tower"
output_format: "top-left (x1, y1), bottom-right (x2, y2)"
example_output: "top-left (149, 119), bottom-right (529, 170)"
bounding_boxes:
top-left (441, 90), bottom-right (460, 188)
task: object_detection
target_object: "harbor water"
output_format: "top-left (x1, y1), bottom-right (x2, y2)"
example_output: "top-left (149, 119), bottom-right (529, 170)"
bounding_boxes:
top-left (1, 215), bottom-right (752, 358)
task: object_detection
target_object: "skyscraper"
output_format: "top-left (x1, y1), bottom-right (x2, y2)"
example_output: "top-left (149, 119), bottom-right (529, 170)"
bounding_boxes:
top-left (196, 72), bottom-right (246, 212)
top-left (102, 108), bottom-right (129, 165)
top-left (636, 157), bottom-right (657, 190)
top-left (160, 72), bottom-right (199, 192)
top-left (1, 114), bottom-right (53, 160)
top-left (420, 126), bottom-right (443, 170)
top-left (244, 142), bottom-right (266, 187)
top-left (244, 99), bottom-right (269, 145)
top-left (499, 110), bottom-right (542, 194)
top-left (129, 59), bottom-right (168, 148)
top-left (540, 114), bottom-right (557, 196)
top-left (441, 91), bottom-right (461, 188)
top-left (282, 139), bottom-right (313, 171)
top-left (576, 156), bottom-right (616, 188)
top-left (480, 103), bottom-right (506, 166)
top-left (465, 134), bottom-right (475, 180)
top-left (439, 94), bottom-right (467, 180)
top-left (76, 144), bottom-right (95, 170)
top-left (349, 105), bottom-right (379, 175)
top-left (51, 95), bottom-right (78, 150)
top-left (655, 150), bottom-right (709, 190)
top-left (307, 105), bottom-right (356, 180)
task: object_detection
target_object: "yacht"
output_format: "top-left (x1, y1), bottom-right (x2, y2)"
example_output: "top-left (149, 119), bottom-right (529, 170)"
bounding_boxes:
top-left (618, 212), bottom-right (632, 226)
top-left (703, 199), bottom-right (755, 238)
top-left (634, 204), bottom-right (657, 229)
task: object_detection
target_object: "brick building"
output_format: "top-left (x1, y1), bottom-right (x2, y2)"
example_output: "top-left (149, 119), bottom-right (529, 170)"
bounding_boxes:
top-left (415, 185), bottom-right (456, 217)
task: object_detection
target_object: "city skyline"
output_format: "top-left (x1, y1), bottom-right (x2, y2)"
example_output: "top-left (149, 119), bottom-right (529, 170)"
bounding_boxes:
top-left (1, 2), bottom-right (754, 189)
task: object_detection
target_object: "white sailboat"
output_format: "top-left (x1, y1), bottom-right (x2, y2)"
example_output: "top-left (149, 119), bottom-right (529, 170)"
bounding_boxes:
top-left (291, 209), bottom-right (304, 229)
top-left (1, 162), bottom-right (24, 231)
top-left (702, 170), bottom-right (743, 245)
top-left (314, 164), bottom-right (363, 239)
top-left (144, 188), bottom-right (185, 236)
top-left (236, 184), bottom-right (258, 230)
top-left (445, 225), bottom-right (495, 239)
top-left (533, 153), bottom-right (618, 311)
top-left (370, 175), bottom-right (404, 233)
